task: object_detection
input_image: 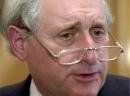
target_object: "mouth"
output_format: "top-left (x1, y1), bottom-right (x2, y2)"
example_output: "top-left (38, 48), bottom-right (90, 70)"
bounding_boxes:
top-left (72, 72), bottom-right (99, 82)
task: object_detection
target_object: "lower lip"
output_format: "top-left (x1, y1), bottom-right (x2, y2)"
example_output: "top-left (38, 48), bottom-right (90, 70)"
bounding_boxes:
top-left (73, 73), bottom-right (98, 82)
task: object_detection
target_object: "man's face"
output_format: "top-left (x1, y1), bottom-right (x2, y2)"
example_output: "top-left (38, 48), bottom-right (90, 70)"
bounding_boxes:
top-left (26, 0), bottom-right (108, 96)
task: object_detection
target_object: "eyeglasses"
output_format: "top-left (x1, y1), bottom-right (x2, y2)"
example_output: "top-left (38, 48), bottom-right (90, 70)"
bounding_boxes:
top-left (32, 33), bottom-right (124, 65)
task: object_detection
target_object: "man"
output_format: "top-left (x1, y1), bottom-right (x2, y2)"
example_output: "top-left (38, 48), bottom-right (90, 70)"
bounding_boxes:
top-left (0, 0), bottom-right (129, 96)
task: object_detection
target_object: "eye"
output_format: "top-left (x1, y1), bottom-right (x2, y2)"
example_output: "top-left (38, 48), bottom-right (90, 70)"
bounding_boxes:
top-left (59, 31), bottom-right (74, 41)
top-left (90, 28), bottom-right (107, 38)
top-left (54, 28), bottom-right (80, 46)
top-left (94, 29), bottom-right (105, 37)
top-left (89, 27), bottom-right (108, 44)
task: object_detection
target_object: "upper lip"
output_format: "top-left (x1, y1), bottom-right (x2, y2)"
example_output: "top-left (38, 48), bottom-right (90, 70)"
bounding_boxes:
top-left (70, 62), bottom-right (101, 76)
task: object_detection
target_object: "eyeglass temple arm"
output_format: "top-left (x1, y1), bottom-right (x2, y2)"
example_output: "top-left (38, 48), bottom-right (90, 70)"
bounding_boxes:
top-left (108, 32), bottom-right (124, 53)
top-left (23, 28), bottom-right (59, 60)
top-left (34, 34), bottom-right (59, 59)
top-left (108, 32), bottom-right (124, 47)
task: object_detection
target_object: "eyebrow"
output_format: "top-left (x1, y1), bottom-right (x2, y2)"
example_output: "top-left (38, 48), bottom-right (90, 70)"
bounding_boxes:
top-left (55, 20), bottom-right (81, 33)
top-left (91, 20), bottom-right (108, 29)
top-left (50, 18), bottom-right (108, 36)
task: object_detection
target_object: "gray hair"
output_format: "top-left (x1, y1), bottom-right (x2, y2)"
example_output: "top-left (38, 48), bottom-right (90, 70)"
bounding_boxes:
top-left (0, 0), bottom-right (41, 39)
top-left (103, 0), bottom-right (114, 27)
top-left (0, 0), bottom-right (113, 39)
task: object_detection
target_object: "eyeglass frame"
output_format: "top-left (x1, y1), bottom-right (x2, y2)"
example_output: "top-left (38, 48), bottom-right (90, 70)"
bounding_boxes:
top-left (22, 27), bottom-right (124, 65)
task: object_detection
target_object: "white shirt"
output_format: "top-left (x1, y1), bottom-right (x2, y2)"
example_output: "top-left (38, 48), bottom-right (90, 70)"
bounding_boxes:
top-left (30, 79), bottom-right (42, 96)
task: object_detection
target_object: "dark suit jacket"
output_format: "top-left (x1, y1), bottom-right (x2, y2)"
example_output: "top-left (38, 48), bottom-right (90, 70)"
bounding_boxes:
top-left (0, 75), bottom-right (129, 96)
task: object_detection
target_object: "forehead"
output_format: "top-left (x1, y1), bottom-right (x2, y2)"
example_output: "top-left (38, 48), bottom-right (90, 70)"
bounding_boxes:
top-left (42, 0), bottom-right (104, 15)
top-left (38, 0), bottom-right (106, 33)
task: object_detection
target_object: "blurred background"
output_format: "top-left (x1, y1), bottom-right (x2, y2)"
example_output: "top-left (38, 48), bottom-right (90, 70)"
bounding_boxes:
top-left (0, 0), bottom-right (130, 87)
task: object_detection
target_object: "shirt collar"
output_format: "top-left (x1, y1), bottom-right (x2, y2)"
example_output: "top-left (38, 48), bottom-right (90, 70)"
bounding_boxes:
top-left (30, 79), bottom-right (42, 96)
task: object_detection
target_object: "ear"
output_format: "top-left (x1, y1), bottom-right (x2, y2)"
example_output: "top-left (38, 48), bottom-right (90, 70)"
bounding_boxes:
top-left (7, 25), bottom-right (26, 61)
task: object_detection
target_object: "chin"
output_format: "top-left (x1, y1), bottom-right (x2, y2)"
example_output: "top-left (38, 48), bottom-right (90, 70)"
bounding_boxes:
top-left (69, 90), bottom-right (98, 96)
top-left (67, 84), bottom-right (100, 96)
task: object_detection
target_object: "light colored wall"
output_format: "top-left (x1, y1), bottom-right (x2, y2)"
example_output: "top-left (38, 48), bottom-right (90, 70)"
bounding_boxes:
top-left (108, 0), bottom-right (130, 77)
top-left (0, 0), bottom-right (130, 87)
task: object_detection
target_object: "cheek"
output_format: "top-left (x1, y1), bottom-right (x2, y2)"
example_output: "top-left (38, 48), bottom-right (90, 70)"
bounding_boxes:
top-left (103, 62), bottom-right (108, 74)
top-left (26, 41), bottom-right (68, 92)
top-left (27, 41), bottom-right (61, 77)
top-left (100, 61), bottom-right (108, 77)
top-left (99, 61), bottom-right (108, 87)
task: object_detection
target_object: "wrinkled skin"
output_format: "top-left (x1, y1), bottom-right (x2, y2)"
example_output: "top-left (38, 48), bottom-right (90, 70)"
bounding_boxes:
top-left (27, 0), bottom-right (108, 96)
top-left (9, 0), bottom-right (109, 96)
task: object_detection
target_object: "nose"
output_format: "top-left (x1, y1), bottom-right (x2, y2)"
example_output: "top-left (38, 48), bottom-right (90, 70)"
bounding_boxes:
top-left (83, 49), bottom-right (97, 64)
top-left (81, 32), bottom-right (97, 64)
